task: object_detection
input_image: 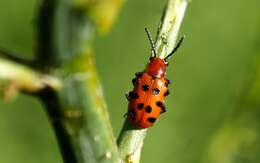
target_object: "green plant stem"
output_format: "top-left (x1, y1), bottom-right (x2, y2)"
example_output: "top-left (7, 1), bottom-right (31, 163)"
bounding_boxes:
top-left (0, 56), bottom-right (61, 94)
top-left (0, 0), bottom-right (124, 162)
top-left (117, 0), bottom-right (189, 162)
top-left (117, 121), bottom-right (147, 163)
top-left (50, 52), bottom-right (120, 163)
top-left (156, 0), bottom-right (189, 58)
top-left (35, 0), bottom-right (121, 163)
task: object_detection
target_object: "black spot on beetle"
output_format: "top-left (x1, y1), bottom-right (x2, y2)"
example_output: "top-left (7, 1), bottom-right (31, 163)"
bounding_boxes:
top-left (128, 110), bottom-right (136, 118)
top-left (164, 90), bottom-right (170, 96)
top-left (135, 72), bottom-right (143, 78)
top-left (145, 105), bottom-right (152, 113)
top-left (147, 117), bottom-right (157, 123)
top-left (132, 78), bottom-right (137, 86)
top-left (129, 91), bottom-right (139, 99)
top-left (165, 79), bottom-right (171, 87)
top-left (125, 93), bottom-right (130, 100)
top-left (160, 106), bottom-right (166, 114)
top-left (156, 101), bottom-right (163, 108)
top-left (152, 88), bottom-right (160, 95)
top-left (142, 84), bottom-right (149, 91)
top-left (137, 103), bottom-right (144, 110)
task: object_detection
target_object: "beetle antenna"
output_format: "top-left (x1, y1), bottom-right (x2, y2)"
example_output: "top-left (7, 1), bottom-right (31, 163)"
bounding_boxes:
top-left (164, 35), bottom-right (185, 61)
top-left (145, 27), bottom-right (157, 58)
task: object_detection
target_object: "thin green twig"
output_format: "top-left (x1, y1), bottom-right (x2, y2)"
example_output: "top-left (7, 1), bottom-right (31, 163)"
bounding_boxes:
top-left (0, 56), bottom-right (61, 99)
top-left (156, 0), bottom-right (189, 59)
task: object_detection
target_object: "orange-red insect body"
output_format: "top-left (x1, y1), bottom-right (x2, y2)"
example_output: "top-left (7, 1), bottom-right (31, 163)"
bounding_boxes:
top-left (125, 28), bottom-right (184, 129)
top-left (126, 58), bottom-right (170, 128)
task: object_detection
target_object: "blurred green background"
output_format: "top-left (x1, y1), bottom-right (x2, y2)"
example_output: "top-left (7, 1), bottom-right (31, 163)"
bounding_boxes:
top-left (0, 0), bottom-right (260, 163)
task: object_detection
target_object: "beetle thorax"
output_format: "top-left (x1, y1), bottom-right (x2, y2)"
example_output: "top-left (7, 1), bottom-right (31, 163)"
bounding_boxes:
top-left (145, 57), bottom-right (166, 78)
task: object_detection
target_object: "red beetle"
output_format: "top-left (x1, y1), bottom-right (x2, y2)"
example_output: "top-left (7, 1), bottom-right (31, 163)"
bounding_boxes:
top-left (126, 28), bottom-right (184, 128)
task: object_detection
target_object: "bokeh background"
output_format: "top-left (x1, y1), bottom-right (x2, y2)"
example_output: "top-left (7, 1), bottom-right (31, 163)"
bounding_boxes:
top-left (0, 0), bottom-right (260, 163)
